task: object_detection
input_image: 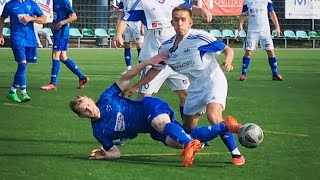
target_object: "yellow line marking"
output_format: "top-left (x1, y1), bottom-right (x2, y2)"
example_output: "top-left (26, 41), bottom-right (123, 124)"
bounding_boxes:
top-left (264, 130), bottom-right (309, 137)
top-left (122, 152), bottom-right (227, 157)
top-left (2, 103), bottom-right (44, 108)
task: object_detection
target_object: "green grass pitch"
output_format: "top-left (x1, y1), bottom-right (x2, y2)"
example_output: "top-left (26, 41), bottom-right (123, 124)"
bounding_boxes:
top-left (0, 48), bottom-right (319, 180)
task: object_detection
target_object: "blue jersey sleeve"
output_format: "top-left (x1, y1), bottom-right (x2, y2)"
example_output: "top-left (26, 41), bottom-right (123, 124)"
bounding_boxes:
top-left (99, 83), bottom-right (122, 100)
top-left (64, 0), bottom-right (75, 14)
top-left (1, 3), bottom-right (10, 19)
top-left (267, 2), bottom-right (274, 12)
top-left (198, 40), bottom-right (226, 59)
top-left (122, 10), bottom-right (146, 25)
top-left (118, 2), bottom-right (124, 10)
top-left (93, 130), bottom-right (114, 151)
top-left (33, 2), bottom-right (44, 17)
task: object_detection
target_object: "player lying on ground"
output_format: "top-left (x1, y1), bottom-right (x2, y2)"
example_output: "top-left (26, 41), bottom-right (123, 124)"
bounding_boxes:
top-left (69, 54), bottom-right (242, 167)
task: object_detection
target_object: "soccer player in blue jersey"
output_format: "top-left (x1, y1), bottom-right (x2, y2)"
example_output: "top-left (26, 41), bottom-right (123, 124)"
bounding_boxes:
top-left (0, 0), bottom-right (47, 102)
top-left (40, 0), bottom-right (89, 90)
top-left (69, 54), bottom-right (242, 167)
top-left (125, 6), bottom-right (246, 166)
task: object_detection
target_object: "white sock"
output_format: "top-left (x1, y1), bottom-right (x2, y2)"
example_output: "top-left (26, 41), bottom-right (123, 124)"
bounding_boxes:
top-left (10, 86), bottom-right (17, 93)
top-left (21, 89), bottom-right (27, 94)
top-left (127, 66), bottom-right (132, 70)
top-left (231, 148), bottom-right (241, 156)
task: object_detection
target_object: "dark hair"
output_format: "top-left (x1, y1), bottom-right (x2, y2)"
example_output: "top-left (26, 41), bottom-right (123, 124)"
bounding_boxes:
top-left (172, 5), bottom-right (193, 18)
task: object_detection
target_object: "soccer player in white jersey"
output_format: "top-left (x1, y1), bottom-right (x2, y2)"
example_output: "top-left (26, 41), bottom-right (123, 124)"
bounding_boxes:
top-left (114, 0), bottom-right (212, 120)
top-left (238, 0), bottom-right (283, 81)
top-left (116, 0), bottom-right (144, 75)
top-left (125, 6), bottom-right (245, 166)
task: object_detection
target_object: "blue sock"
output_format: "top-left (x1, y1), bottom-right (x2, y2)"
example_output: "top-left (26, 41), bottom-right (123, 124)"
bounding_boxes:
top-left (190, 123), bottom-right (227, 143)
top-left (163, 123), bottom-right (191, 147)
top-left (220, 132), bottom-right (238, 153)
top-left (137, 48), bottom-right (141, 57)
top-left (63, 58), bottom-right (85, 80)
top-left (9, 63), bottom-right (26, 94)
top-left (50, 59), bottom-right (60, 85)
top-left (268, 57), bottom-right (278, 76)
top-left (242, 56), bottom-right (251, 75)
top-left (179, 106), bottom-right (184, 121)
top-left (124, 48), bottom-right (132, 66)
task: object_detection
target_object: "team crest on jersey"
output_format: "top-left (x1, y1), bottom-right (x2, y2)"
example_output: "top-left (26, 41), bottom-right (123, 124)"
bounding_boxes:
top-left (27, 5), bottom-right (31, 10)
top-left (114, 112), bottom-right (126, 131)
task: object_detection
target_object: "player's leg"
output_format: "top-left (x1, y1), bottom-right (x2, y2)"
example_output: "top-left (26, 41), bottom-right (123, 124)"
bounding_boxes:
top-left (241, 32), bottom-right (259, 81)
top-left (58, 39), bottom-right (89, 89)
top-left (136, 42), bottom-right (142, 61)
top-left (122, 42), bottom-right (132, 75)
top-left (41, 38), bottom-right (62, 90)
top-left (261, 32), bottom-right (283, 81)
top-left (7, 45), bottom-right (28, 102)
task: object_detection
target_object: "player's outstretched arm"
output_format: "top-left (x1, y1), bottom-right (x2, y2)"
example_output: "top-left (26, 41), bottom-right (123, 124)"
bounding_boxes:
top-left (89, 146), bottom-right (121, 160)
top-left (116, 54), bottom-right (168, 91)
top-left (191, 5), bottom-right (212, 22)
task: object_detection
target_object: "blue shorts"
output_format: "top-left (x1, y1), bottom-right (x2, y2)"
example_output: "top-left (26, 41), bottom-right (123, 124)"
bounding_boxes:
top-left (53, 38), bottom-right (69, 51)
top-left (12, 46), bottom-right (37, 63)
top-left (143, 97), bottom-right (183, 145)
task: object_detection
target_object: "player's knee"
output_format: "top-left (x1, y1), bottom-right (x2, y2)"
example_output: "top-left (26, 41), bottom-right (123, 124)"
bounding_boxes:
top-left (207, 115), bottom-right (223, 124)
top-left (245, 50), bottom-right (253, 57)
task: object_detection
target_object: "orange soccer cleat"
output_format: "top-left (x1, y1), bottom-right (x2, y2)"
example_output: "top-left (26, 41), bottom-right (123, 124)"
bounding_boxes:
top-left (240, 74), bottom-right (247, 81)
top-left (40, 83), bottom-right (56, 90)
top-left (78, 77), bottom-right (90, 89)
top-left (232, 155), bottom-right (246, 166)
top-left (224, 115), bottom-right (242, 134)
top-left (179, 139), bottom-right (202, 167)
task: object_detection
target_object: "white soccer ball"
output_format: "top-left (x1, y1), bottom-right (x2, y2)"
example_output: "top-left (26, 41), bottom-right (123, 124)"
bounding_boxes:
top-left (238, 123), bottom-right (264, 148)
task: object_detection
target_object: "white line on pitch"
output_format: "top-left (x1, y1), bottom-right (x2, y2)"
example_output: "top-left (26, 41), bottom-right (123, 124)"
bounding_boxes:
top-left (264, 130), bottom-right (309, 137)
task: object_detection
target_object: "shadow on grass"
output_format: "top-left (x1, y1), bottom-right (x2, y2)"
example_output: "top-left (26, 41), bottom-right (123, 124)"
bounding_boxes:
top-left (0, 137), bottom-right (96, 145)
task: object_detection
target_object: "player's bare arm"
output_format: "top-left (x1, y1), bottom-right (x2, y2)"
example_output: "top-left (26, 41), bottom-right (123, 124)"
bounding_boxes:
top-left (116, 54), bottom-right (168, 91)
top-left (269, 11), bottom-right (280, 37)
top-left (114, 20), bottom-right (127, 47)
top-left (221, 46), bottom-right (234, 71)
top-left (191, 5), bottom-right (213, 22)
top-left (238, 15), bottom-right (246, 32)
top-left (54, 13), bottom-right (77, 30)
top-left (0, 17), bottom-right (5, 45)
top-left (20, 14), bottom-right (47, 24)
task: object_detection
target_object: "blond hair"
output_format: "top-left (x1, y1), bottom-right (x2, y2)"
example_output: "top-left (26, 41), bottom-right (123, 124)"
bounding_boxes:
top-left (69, 95), bottom-right (88, 115)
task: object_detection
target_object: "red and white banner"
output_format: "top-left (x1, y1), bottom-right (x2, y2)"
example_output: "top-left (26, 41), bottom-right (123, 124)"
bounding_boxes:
top-left (0, 0), bottom-right (53, 22)
top-left (285, 0), bottom-right (320, 19)
top-left (197, 0), bottom-right (244, 16)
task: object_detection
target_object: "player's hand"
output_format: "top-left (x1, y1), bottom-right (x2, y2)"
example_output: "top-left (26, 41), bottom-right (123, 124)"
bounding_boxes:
top-left (89, 147), bottom-right (107, 160)
top-left (0, 37), bottom-right (5, 45)
top-left (220, 61), bottom-right (233, 71)
top-left (20, 15), bottom-right (32, 23)
top-left (113, 34), bottom-right (124, 48)
top-left (149, 53), bottom-right (168, 66)
top-left (275, 27), bottom-right (281, 37)
top-left (122, 87), bottom-right (137, 98)
top-left (201, 8), bottom-right (213, 22)
top-left (53, 22), bottom-right (63, 30)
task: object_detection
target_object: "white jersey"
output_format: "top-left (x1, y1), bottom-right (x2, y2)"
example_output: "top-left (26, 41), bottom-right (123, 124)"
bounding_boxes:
top-left (132, 0), bottom-right (186, 30)
top-left (157, 29), bottom-right (229, 114)
top-left (120, 0), bottom-right (142, 32)
top-left (243, 0), bottom-right (273, 32)
top-left (158, 29), bottom-right (223, 82)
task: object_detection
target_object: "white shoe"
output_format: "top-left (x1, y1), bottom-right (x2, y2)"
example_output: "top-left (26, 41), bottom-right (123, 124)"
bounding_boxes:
top-left (38, 44), bottom-right (43, 48)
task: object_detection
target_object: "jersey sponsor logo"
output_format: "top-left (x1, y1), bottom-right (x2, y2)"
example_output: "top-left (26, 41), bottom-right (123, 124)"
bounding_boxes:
top-left (123, 12), bottom-right (130, 20)
top-left (169, 60), bottom-right (195, 71)
top-left (151, 22), bottom-right (158, 28)
top-left (114, 112), bottom-right (126, 131)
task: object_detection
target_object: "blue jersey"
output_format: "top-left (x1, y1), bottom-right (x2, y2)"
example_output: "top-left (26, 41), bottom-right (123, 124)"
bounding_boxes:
top-left (92, 83), bottom-right (179, 150)
top-left (1, 0), bottom-right (44, 47)
top-left (53, 0), bottom-right (74, 39)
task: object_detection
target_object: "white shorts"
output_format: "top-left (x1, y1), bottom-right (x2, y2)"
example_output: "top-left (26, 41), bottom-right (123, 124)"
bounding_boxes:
top-left (138, 65), bottom-right (189, 94)
top-left (244, 31), bottom-right (274, 50)
top-left (138, 27), bottom-right (175, 61)
top-left (124, 21), bottom-right (144, 43)
top-left (184, 68), bottom-right (228, 115)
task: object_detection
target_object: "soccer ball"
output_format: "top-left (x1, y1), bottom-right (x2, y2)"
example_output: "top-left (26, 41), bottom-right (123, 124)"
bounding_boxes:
top-left (238, 123), bottom-right (264, 148)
